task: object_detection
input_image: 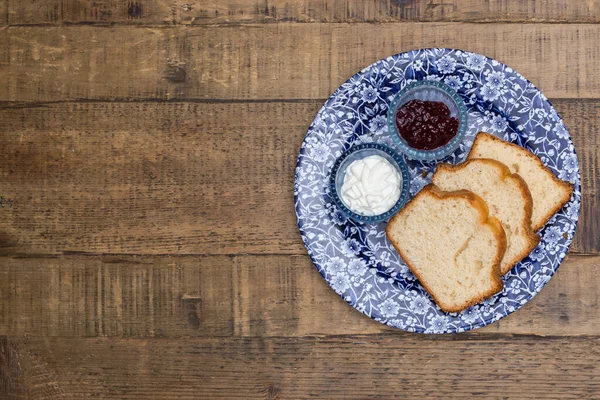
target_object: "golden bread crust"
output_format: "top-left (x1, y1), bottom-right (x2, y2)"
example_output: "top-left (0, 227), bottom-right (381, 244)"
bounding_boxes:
top-left (386, 184), bottom-right (506, 313)
top-left (433, 158), bottom-right (540, 274)
top-left (468, 132), bottom-right (573, 231)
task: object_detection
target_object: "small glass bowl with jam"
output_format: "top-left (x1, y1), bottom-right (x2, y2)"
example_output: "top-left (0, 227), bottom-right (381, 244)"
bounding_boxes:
top-left (387, 80), bottom-right (468, 161)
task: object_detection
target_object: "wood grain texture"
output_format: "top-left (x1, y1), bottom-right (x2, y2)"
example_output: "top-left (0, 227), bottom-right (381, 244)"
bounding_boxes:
top-left (570, 100), bottom-right (600, 254)
top-left (0, 1), bottom-right (7, 26)
top-left (0, 338), bottom-right (27, 400)
top-left (0, 255), bottom-right (383, 337)
top-left (0, 100), bottom-right (596, 255)
top-left (0, 254), bottom-right (597, 338)
top-left (1, 335), bottom-right (600, 399)
top-left (0, 3), bottom-right (598, 399)
top-left (7, 0), bottom-right (173, 25)
top-left (0, 101), bottom-right (301, 255)
top-left (7, 0), bottom-right (600, 25)
top-left (170, 0), bottom-right (600, 24)
top-left (2, 24), bottom-right (600, 102)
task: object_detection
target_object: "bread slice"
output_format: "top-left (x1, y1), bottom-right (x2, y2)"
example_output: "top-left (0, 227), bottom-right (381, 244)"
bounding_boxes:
top-left (432, 159), bottom-right (540, 275)
top-left (468, 132), bottom-right (573, 231)
top-left (386, 185), bottom-right (507, 313)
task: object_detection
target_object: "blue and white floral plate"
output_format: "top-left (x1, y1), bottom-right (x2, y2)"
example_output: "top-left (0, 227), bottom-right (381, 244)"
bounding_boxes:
top-left (294, 48), bottom-right (581, 334)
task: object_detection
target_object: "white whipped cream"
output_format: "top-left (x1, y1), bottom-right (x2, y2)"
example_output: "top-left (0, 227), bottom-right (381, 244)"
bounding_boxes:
top-left (340, 155), bottom-right (402, 216)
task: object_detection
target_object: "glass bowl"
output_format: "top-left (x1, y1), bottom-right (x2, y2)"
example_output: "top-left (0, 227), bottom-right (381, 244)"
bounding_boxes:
top-left (329, 143), bottom-right (410, 224)
top-left (387, 80), bottom-right (468, 161)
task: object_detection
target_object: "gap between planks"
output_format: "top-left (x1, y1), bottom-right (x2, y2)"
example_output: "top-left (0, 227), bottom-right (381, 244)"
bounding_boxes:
top-left (3, 21), bottom-right (600, 28)
top-left (0, 97), bottom-right (592, 107)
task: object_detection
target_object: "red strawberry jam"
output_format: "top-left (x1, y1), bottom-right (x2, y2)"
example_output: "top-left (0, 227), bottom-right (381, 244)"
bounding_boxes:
top-left (395, 100), bottom-right (459, 150)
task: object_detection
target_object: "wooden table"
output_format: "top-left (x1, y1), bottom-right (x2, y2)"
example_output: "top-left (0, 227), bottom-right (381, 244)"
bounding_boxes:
top-left (0, 1), bottom-right (599, 398)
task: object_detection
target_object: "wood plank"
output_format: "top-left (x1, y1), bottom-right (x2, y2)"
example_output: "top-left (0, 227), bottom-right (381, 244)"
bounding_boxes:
top-left (0, 254), bottom-right (598, 337)
top-left (0, 255), bottom-right (384, 338)
top-left (2, 24), bottom-right (600, 102)
top-left (7, 0), bottom-right (173, 26)
top-left (0, 338), bottom-right (27, 399)
top-left (570, 100), bottom-right (600, 254)
top-left (168, 0), bottom-right (600, 24)
top-left (0, 101), bottom-right (303, 255)
top-left (0, 100), bottom-right (596, 256)
top-left (7, 0), bottom-right (600, 25)
top-left (0, 1), bottom-right (7, 26)
top-left (1, 335), bottom-right (600, 399)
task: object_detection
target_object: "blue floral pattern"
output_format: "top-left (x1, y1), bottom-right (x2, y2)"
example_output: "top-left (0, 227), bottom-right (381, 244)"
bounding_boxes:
top-left (294, 48), bottom-right (581, 334)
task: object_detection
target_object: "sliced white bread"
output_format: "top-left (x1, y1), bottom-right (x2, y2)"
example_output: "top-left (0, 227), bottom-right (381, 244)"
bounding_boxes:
top-left (386, 185), bottom-right (507, 313)
top-left (432, 159), bottom-right (540, 275)
top-left (468, 132), bottom-right (574, 231)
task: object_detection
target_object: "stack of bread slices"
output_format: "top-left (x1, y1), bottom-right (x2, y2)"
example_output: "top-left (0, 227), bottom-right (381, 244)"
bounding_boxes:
top-left (386, 132), bottom-right (573, 313)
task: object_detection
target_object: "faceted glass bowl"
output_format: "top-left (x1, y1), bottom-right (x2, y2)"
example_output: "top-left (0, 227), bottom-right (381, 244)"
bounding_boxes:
top-left (329, 143), bottom-right (410, 224)
top-left (387, 80), bottom-right (468, 161)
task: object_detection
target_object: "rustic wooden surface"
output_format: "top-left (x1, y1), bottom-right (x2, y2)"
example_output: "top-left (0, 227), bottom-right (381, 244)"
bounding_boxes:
top-left (6, 0), bottom-right (600, 25)
top-left (2, 24), bottom-right (600, 102)
top-left (1, 1), bottom-right (599, 398)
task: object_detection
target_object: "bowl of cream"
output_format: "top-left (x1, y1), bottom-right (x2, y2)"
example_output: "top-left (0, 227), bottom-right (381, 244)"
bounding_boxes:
top-left (330, 143), bottom-right (410, 224)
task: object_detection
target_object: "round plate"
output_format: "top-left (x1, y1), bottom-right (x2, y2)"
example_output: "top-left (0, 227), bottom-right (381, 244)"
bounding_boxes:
top-left (294, 48), bottom-right (581, 334)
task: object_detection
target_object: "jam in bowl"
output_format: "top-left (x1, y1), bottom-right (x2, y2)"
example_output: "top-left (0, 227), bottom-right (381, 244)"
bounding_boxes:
top-left (387, 81), bottom-right (468, 161)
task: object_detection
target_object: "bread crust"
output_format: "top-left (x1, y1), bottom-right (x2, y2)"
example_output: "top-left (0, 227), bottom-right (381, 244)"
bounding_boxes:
top-left (386, 184), bottom-right (506, 313)
top-left (434, 158), bottom-right (541, 274)
top-left (468, 132), bottom-right (574, 231)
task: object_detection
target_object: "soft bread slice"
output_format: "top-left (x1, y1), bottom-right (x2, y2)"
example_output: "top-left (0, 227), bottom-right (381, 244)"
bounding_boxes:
top-left (468, 132), bottom-right (573, 231)
top-left (432, 159), bottom-right (540, 275)
top-left (386, 185), bottom-right (507, 313)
